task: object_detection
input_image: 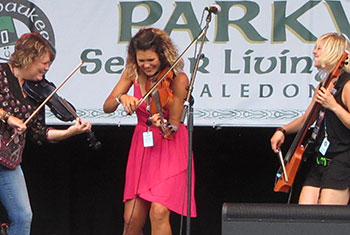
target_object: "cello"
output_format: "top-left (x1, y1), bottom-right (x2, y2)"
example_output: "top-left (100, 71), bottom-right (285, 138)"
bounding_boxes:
top-left (274, 51), bottom-right (349, 193)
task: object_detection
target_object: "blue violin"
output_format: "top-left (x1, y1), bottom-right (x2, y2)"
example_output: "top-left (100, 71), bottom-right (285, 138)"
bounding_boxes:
top-left (23, 78), bottom-right (102, 150)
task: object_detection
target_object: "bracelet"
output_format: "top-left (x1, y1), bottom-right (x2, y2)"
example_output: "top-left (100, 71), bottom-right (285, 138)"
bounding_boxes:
top-left (276, 127), bottom-right (286, 135)
top-left (4, 112), bottom-right (10, 123)
top-left (116, 93), bottom-right (125, 104)
top-left (0, 111), bottom-right (11, 123)
top-left (166, 123), bottom-right (179, 133)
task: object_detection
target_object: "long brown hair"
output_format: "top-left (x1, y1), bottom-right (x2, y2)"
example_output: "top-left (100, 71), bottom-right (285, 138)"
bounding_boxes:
top-left (125, 28), bottom-right (183, 81)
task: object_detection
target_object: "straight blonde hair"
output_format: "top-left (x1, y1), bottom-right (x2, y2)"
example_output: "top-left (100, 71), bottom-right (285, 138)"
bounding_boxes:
top-left (315, 33), bottom-right (350, 72)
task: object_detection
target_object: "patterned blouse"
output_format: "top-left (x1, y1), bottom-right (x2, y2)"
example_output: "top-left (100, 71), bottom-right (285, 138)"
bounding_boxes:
top-left (0, 63), bottom-right (49, 169)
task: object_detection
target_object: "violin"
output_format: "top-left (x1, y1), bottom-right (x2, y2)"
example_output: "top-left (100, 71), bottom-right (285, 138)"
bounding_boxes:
top-left (274, 51), bottom-right (349, 193)
top-left (143, 67), bottom-right (176, 139)
top-left (23, 78), bottom-right (102, 150)
top-left (6, 62), bottom-right (86, 147)
top-left (146, 67), bottom-right (174, 112)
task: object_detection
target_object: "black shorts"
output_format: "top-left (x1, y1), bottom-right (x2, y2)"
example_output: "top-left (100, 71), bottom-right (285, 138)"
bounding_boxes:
top-left (303, 151), bottom-right (350, 190)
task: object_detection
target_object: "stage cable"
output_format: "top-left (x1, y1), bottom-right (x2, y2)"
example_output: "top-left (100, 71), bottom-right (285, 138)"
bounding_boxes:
top-left (178, 163), bottom-right (190, 235)
top-left (123, 147), bottom-right (147, 235)
top-left (287, 185), bottom-right (293, 204)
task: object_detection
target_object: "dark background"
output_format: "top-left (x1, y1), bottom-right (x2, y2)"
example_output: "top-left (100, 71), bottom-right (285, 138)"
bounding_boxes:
top-left (0, 126), bottom-right (307, 235)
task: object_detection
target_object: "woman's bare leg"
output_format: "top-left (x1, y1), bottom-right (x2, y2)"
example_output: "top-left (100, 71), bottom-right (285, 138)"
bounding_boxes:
top-left (319, 188), bottom-right (350, 205)
top-left (123, 198), bottom-right (150, 235)
top-left (149, 202), bottom-right (171, 235)
top-left (298, 186), bottom-right (321, 204)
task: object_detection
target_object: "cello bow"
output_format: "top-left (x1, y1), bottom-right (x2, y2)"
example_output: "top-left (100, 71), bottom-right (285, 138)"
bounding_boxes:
top-left (274, 50), bottom-right (349, 193)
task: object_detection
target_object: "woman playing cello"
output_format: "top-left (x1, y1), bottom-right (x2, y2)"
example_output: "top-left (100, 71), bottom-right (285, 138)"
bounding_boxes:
top-left (103, 28), bottom-right (196, 234)
top-left (271, 33), bottom-right (350, 205)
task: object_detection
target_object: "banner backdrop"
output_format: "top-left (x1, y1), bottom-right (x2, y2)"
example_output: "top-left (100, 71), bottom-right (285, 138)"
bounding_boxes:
top-left (1, 0), bottom-right (349, 127)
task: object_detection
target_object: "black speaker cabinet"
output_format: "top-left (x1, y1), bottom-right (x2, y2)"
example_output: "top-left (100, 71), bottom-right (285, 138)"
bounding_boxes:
top-left (222, 203), bottom-right (350, 235)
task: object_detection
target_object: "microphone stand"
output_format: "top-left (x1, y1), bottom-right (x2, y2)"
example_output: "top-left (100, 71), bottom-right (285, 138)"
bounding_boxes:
top-left (181, 11), bottom-right (213, 235)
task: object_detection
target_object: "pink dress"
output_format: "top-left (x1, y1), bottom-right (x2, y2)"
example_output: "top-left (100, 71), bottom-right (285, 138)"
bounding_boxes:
top-left (123, 82), bottom-right (197, 217)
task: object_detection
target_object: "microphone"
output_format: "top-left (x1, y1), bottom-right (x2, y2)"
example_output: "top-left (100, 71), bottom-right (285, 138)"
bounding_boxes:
top-left (204, 4), bottom-right (221, 14)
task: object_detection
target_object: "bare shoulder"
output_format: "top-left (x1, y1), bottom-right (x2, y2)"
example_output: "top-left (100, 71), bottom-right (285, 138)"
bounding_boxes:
top-left (344, 78), bottom-right (350, 88)
top-left (342, 78), bottom-right (350, 95)
top-left (173, 72), bottom-right (189, 86)
top-left (341, 78), bottom-right (350, 107)
top-left (120, 69), bottom-right (135, 82)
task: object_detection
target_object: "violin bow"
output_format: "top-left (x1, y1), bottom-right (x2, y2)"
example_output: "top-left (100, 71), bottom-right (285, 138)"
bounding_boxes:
top-left (6, 61), bottom-right (85, 146)
top-left (277, 149), bottom-right (288, 183)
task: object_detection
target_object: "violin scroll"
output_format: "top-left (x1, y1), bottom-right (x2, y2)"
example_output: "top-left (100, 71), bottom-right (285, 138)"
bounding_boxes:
top-left (162, 122), bottom-right (178, 140)
top-left (145, 115), bottom-right (178, 140)
top-left (86, 131), bottom-right (102, 150)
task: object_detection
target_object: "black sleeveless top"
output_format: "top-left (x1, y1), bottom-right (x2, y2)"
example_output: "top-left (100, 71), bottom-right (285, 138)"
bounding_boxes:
top-left (315, 72), bottom-right (350, 155)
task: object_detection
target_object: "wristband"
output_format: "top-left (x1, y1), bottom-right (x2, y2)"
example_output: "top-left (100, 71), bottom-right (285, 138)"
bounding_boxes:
top-left (116, 93), bottom-right (125, 104)
top-left (166, 123), bottom-right (179, 133)
top-left (0, 111), bottom-right (10, 123)
top-left (276, 127), bottom-right (286, 135)
top-left (3, 112), bottom-right (10, 123)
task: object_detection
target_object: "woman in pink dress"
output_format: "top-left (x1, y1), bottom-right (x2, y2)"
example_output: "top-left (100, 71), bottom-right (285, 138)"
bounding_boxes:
top-left (103, 28), bottom-right (196, 235)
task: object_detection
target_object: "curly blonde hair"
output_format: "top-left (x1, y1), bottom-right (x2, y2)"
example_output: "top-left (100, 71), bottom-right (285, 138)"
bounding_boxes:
top-left (9, 32), bottom-right (56, 69)
top-left (315, 33), bottom-right (350, 72)
top-left (125, 28), bottom-right (184, 81)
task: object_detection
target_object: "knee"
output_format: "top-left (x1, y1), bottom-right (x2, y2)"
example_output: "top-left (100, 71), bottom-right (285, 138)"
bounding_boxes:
top-left (124, 210), bottom-right (143, 225)
top-left (123, 211), bottom-right (145, 235)
top-left (149, 203), bottom-right (170, 223)
top-left (10, 207), bottom-right (32, 227)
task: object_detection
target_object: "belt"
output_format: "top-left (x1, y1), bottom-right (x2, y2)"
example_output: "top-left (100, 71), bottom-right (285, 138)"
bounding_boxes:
top-left (316, 156), bottom-right (332, 166)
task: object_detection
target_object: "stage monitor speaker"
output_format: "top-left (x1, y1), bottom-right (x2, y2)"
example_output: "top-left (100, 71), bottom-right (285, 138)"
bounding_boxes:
top-left (222, 203), bottom-right (350, 235)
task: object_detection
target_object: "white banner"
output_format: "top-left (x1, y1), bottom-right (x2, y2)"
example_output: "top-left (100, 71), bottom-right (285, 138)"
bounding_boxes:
top-left (1, 0), bottom-right (349, 127)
